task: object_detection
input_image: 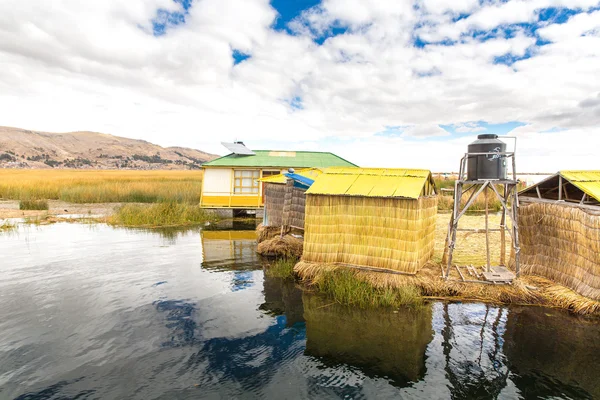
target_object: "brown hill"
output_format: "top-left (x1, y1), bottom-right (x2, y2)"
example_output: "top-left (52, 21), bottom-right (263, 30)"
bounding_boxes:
top-left (0, 126), bottom-right (217, 169)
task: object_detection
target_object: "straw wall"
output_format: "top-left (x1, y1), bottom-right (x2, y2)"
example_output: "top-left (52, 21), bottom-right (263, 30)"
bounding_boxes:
top-left (264, 182), bottom-right (285, 226)
top-left (517, 201), bottom-right (600, 300)
top-left (302, 195), bottom-right (438, 274)
top-left (288, 187), bottom-right (306, 229)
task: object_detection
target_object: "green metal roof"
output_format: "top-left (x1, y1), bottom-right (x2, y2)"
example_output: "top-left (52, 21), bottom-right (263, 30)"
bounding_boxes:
top-left (203, 150), bottom-right (357, 168)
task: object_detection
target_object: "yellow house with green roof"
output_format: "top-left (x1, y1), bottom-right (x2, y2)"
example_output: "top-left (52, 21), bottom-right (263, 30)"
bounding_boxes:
top-left (200, 142), bottom-right (357, 209)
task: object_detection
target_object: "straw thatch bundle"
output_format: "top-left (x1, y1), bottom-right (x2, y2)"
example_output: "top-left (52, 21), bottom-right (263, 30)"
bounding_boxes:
top-left (517, 201), bottom-right (600, 300)
top-left (303, 294), bottom-right (432, 383)
top-left (257, 235), bottom-right (303, 258)
top-left (264, 182), bottom-right (285, 226)
top-left (256, 223), bottom-right (283, 243)
top-left (302, 195), bottom-right (438, 274)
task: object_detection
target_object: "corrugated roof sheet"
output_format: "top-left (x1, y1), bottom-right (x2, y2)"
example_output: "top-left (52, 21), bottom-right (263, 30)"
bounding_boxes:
top-left (306, 168), bottom-right (433, 199)
top-left (203, 150), bottom-right (357, 168)
top-left (561, 170), bottom-right (600, 202)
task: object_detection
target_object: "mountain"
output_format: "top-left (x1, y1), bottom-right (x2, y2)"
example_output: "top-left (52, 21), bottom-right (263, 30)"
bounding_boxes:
top-left (0, 126), bottom-right (217, 169)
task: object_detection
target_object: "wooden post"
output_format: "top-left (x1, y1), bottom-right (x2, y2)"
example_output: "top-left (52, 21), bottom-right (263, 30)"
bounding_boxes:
top-left (512, 184), bottom-right (521, 276)
top-left (445, 181), bottom-right (463, 279)
top-left (500, 184), bottom-right (507, 266)
top-left (485, 185), bottom-right (491, 273)
top-left (558, 175), bottom-right (563, 201)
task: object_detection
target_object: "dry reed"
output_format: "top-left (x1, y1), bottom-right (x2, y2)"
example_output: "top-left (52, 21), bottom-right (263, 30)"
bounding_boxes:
top-left (303, 195), bottom-right (438, 274)
top-left (295, 261), bottom-right (600, 316)
top-left (0, 169), bottom-right (202, 204)
top-left (517, 202), bottom-right (600, 300)
top-left (257, 235), bottom-right (303, 259)
top-left (296, 212), bottom-right (600, 316)
top-left (256, 223), bottom-right (283, 243)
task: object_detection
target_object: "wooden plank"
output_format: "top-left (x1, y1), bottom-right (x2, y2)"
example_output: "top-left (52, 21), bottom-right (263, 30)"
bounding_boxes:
top-left (519, 197), bottom-right (600, 214)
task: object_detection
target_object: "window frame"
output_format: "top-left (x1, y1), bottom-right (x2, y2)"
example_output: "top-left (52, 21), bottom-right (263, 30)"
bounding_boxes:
top-left (232, 169), bottom-right (260, 195)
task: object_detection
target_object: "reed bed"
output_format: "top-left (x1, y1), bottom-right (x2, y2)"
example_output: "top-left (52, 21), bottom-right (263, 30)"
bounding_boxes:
top-left (303, 195), bottom-right (438, 274)
top-left (257, 235), bottom-right (303, 259)
top-left (264, 258), bottom-right (298, 279)
top-left (0, 169), bottom-right (203, 204)
top-left (0, 220), bottom-right (17, 233)
top-left (19, 199), bottom-right (49, 210)
top-left (109, 202), bottom-right (216, 227)
top-left (518, 202), bottom-right (600, 300)
top-left (295, 261), bottom-right (600, 315)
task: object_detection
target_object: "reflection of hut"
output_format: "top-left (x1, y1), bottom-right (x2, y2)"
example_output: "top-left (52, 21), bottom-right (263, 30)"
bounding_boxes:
top-left (504, 306), bottom-right (600, 398)
top-left (201, 230), bottom-right (259, 269)
top-left (517, 171), bottom-right (600, 300)
top-left (300, 168), bottom-right (438, 274)
top-left (303, 294), bottom-right (433, 384)
top-left (260, 275), bottom-right (304, 327)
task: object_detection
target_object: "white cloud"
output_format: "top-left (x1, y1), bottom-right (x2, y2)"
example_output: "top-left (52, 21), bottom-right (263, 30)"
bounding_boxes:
top-left (0, 0), bottom-right (599, 170)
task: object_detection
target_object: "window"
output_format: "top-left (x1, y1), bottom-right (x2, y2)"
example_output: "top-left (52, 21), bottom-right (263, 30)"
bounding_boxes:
top-left (261, 170), bottom-right (281, 178)
top-left (233, 170), bottom-right (260, 194)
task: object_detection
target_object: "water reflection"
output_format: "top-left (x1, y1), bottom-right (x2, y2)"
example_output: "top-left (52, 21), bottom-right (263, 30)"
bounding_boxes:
top-left (505, 307), bottom-right (600, 399)
top-left (1, 223), bottom-right (599, 399)
top-left (201, 230), bottom-right (262, 292)
top-left (304, 295), bottom-right (432, 386)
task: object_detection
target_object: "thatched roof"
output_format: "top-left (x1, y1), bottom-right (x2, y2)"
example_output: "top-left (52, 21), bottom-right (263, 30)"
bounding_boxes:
top-left (306, 168), bottom-right (436, 199)
top-left (520, 170), bottom-right (600, 206)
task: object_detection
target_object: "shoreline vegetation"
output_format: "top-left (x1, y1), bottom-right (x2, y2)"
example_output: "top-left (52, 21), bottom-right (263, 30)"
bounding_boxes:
top-left (0, 169), bottom-right (216, 228)
top-left (265, 212), bottom-right (600, 317)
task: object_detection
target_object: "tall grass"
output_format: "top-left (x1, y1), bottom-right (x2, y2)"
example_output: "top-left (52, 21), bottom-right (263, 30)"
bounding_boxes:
top-left (19, 199), bottom-right (49, 210)
top-left (313, 269), bottom-right (423, 308)
top-left (110, 202), bottom-right (217, 227)
top-left (0, 220), bottom-right (17, 233)
top-left (0, 170), bottom-right (203, 204)
top-left (265, 258), bottom-right (297, 279)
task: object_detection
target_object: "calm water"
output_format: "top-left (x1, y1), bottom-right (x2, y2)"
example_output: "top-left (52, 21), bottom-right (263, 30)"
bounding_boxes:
top-left (1, 223), bottom-right (599, 400)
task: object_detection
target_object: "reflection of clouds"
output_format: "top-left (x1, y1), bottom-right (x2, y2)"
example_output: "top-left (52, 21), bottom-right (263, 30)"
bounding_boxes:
top-left (154, 300), bottom-right (198, 347)
top-left (230, 270), bottom-right (254, 292)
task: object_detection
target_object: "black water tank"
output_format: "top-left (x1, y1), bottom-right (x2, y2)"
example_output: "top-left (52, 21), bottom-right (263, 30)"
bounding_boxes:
top-left (467, 134), bottom-right (507, 180)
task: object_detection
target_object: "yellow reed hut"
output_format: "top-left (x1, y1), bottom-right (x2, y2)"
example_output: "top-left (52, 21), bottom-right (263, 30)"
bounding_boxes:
top-left (299, 168), bottom-right (438, 275)
top-left (517, 170), bottom-right (600, 300)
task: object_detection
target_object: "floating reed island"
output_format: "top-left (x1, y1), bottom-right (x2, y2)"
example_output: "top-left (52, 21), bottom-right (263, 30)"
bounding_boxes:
top-left (256, 167), bottom-right (600, 316)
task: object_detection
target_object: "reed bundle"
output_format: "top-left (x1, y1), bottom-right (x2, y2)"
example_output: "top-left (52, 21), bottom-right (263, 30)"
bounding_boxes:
top-left (255, 223), bottom-right (283, 243)
top-left (517, 202), bottom-right (600, 300)
top-left (302, 195), bottom-right (438, 274)
top-left (257, 235), bottom-right (303, 258)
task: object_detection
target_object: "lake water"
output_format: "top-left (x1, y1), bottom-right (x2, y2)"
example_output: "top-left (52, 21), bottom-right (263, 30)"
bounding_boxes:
top-left (1, 223), bottom-right (599, 400)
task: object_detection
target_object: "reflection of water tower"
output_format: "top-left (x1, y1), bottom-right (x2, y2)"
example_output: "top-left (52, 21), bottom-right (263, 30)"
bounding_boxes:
top-left (443, 134), bottom-right (520, 281)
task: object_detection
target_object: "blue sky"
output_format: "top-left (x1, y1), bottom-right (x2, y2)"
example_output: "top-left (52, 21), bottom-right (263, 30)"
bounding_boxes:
top-left (2, 0), bottom-right (600, 171)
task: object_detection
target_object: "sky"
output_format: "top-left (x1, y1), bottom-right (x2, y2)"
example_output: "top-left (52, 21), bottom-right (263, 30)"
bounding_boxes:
top-left (1, 0), bottom-right (599, 172)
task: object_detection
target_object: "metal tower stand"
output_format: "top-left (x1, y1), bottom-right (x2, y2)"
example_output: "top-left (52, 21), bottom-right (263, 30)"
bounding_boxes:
top-left (443, 150), bottom-right (521, 282)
